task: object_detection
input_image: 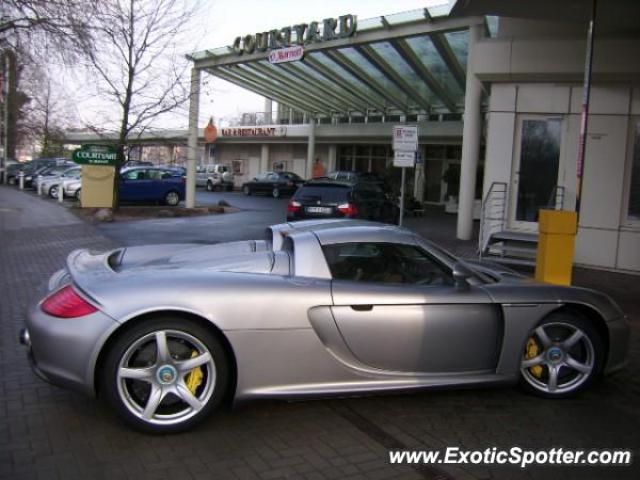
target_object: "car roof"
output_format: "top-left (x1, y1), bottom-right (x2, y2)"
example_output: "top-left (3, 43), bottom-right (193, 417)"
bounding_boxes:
top-left (268, 219), bottom-right (405, 250)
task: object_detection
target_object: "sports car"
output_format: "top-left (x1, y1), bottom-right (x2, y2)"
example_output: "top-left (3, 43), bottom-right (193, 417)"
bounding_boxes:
top-left (20, 220), bottom-right (629, 433)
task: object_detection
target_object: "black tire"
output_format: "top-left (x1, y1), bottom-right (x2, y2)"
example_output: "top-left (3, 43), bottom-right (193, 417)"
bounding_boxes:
top-left (164, 190), bottom-right (180, 206)
top-left (272, 187), bottom-right (280, 199)
top-left (206, 181), bottom-right (214, 192)
top-left (8, 176), bottom-right (16, 186)
top-left (101, 317), bottom-right (230, 434)
top-left (75, 189), bottom-right (81, 201)
top-left (519, 311), bottom-right (604, 399)
top-left (49, 185), bottom-right (59, 198)
top-left (243, 185), bottom-right (251, 196)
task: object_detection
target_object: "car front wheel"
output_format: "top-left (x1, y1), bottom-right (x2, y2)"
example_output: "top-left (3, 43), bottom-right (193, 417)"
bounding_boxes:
top-left (74, 189), bottom-right (81, 201)
top-left (101, 317), bottom-right (230, 433)
top-left (49, 185), bottom-right (58, 198)
top-left (206, 181), bottom-right (214, 192)
top-left (520, 311), bottom-right (604, 398)
top-left (164, 191), bottom-right (180, 206)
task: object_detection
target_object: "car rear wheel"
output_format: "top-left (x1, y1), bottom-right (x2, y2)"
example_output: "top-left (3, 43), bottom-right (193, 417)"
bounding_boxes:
top-left (165, 191), bottom-right (180, 206)
top-left (101, 317), bottom-right (230, 433)
top-left (272, 187), bottom-right (280, 199)
top-left (520, 311), bottom-right (604, 398)
top-left (243, 185), bottom-right (251, 196)
top-left (206, 181), bottom-right (214, 192)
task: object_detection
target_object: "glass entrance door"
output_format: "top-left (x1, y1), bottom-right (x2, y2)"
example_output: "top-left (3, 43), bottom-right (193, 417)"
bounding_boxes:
top-left (509, 116), bottom-right (563, 231)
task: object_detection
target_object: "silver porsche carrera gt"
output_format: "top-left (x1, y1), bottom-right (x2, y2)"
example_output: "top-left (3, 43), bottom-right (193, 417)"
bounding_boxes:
top-left (20, 220), bottom-right (629, 433)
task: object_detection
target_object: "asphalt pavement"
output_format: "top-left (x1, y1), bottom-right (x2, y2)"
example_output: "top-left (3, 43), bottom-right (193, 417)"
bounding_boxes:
top-left (1, 185), bottom-right (639, 480)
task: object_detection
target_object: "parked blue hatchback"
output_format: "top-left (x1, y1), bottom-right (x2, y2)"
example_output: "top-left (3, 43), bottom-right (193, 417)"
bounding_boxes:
top-left (119, 167), bottom-right (185, 206)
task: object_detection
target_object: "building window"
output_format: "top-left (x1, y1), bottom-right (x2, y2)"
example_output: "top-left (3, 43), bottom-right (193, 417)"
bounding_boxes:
top-left (231, 160), bottom-right (244, 175)
top-left (628, 120), bottom-right (640, 223)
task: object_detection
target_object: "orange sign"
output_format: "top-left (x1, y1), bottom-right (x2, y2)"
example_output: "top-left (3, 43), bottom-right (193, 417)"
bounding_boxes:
top-left (204, 120), bottom-right (218, 143)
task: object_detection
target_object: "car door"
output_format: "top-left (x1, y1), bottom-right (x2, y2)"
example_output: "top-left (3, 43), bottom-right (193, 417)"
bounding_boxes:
top-left (119, 169), bottom-right (151, 202)
top-left (196, 165), bottom-right (206, 186)
top-left (325, 242), bottom-right (501, 374)
top-left (254, 172), bottom-right (270, 193)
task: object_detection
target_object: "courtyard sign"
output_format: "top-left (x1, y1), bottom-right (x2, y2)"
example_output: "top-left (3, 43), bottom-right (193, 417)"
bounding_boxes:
top-left (72, 144), bottom-right (118, 166)
top-left (232, 14), bottom-right (357, 55)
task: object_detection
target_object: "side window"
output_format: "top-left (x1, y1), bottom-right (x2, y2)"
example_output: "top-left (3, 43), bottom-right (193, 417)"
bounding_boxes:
top-left (124, 170), bottom-right (142, 180)
top-left (323, 242), bottom-right (453, 286)
top-left (267, 173), bottom-right (279, 181)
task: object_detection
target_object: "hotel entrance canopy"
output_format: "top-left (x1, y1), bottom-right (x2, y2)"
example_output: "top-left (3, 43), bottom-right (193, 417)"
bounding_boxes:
top-left (189, 6), bottom-right (483, 119)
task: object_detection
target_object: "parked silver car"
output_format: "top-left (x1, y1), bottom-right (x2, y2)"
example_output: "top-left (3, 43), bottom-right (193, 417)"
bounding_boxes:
top-left (196, 163), bottom-right (234, 191)
top-left (40, 167), bottom-right (82, 197)
top-left (20, 220), bottom-right (629, 433)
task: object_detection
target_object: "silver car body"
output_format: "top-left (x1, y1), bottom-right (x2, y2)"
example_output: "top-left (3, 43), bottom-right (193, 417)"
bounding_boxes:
top-left (24, 221), bottom-right (629, 402)
top-left (40, 168), bottom-right (82, 195)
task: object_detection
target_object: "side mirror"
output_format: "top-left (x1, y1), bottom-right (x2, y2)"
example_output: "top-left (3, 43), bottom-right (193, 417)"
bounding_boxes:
top-left (452, 262), bottom-right (473, 291)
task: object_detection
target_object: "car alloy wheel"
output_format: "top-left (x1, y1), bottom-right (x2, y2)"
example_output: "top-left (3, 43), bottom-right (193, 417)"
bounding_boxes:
top-left (272, 187), bottom-right (280, 199)
top-left (520, 313), bottom-right (603, 398)
top-left (49, 186), bottom-right (59, 198)
top-left (243, 185), bottom-right (251, 196)
top-left (206, 181), bottom-right (213, 192)
top-left (165, 191), bottom-right (180, 206)
top-left (75, 189), bottom-right (81, 201)
top-left (102, 318), bottom-right (229, 433)
top-left (8, 177), bottom-right (16, 185)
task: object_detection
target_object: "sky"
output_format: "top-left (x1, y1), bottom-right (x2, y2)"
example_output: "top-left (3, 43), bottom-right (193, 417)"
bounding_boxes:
top-left (187, 0), bottom-right (450, 128)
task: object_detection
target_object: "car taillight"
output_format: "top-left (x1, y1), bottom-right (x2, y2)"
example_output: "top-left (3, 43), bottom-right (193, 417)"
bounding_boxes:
top-left (41, 285), bottom-right (98, 318)
top-left (338, 203), bottom-right (359, 217)
top-left (287, 201), bottom-right (301, 213)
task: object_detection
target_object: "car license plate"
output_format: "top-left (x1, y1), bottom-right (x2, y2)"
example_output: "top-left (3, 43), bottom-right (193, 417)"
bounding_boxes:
top-left (306, 206), bottom-right (332, 214)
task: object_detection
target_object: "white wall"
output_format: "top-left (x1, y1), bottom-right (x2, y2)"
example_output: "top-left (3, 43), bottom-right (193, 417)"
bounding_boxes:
top-left (485, 82), bottom-right (640, 272)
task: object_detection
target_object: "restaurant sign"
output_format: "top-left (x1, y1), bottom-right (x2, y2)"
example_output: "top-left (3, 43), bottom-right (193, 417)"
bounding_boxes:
top-left (232, 14), bottom-right (357, 55)
top-left (220, 126), bottom-right (287, 137)
top-left (72, 144), bottom-right (118, 166)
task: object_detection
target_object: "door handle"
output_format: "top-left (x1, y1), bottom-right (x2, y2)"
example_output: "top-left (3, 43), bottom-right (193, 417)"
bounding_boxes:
top-left (351, 305), bottom-right (373, 311)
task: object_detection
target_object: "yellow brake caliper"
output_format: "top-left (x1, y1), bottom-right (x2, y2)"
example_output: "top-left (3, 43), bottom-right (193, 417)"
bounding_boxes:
top-left (525, 338), bottom-right (543, 378)
top-left (185, 350), bottom-right (204, 394)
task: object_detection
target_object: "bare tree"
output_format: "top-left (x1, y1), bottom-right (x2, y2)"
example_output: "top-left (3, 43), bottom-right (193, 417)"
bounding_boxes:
top-left (82, 0), bottom-right (200, 206)
top-left (19, 64), bottom-right (73, 157)
top-left (1, 1), bottom-right (96, 61)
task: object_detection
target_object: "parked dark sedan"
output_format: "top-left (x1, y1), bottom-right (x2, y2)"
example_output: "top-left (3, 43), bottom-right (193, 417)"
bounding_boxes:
top-left (287, 179), bottom-right (398, 223)
top-left (242, 171), bottom-right (304, 198)
top-left (119, 167), bottom-right (185, 206)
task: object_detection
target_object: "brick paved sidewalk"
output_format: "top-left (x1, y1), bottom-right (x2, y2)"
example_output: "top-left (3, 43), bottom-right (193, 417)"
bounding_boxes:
top-left (1, 186), bottom-right (639, 480)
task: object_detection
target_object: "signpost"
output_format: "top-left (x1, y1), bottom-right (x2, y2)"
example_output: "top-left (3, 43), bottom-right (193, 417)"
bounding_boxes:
top-left (72, 144), bottom-right (117, 208)
top-left (72, 144), bottom-right (118, 166)
top-left (393, 125), bottom-right (418, 226)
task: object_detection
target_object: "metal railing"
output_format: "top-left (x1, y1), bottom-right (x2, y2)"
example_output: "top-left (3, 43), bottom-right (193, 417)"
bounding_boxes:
top-left (479, 181), bottom-right (508, 259)
top-left (547, 185), bottom-right (566, 210)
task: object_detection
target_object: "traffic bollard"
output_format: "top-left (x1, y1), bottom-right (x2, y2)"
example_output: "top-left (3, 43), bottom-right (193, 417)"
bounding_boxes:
top-left (18, 171), bottom-right (24, 190)
top-left (37, 175), bottom-right (43, 195)
top-left (58, 180), bottom-right (64, 202)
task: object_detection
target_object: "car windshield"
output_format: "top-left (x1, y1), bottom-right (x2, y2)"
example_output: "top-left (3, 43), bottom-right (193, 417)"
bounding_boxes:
top-left (294, 185), bottom-right (351, 203)
top-left (62, 169), bottom-right (81, 178)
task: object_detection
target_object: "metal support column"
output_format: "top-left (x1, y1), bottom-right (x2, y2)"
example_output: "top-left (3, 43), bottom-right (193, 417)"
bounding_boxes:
top-left (306, 121), bottom-right (316, 179)
top-left (328, 144), bottom-right (337, 171)
top-left (456, 23), bottom-right (483, 240)
top-left (264, 98), bottom-right (273, 125)
top-left (186, 68), bottom-right (201, 209)
top-left (260, 144), bottom-right (269, 173)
